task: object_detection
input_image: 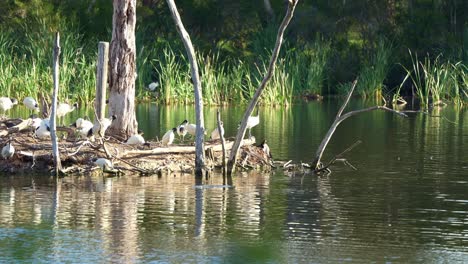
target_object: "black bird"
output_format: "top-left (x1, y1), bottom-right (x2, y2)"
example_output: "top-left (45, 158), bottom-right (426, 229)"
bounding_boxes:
top-left (257, 139), bottom-right (272, 159)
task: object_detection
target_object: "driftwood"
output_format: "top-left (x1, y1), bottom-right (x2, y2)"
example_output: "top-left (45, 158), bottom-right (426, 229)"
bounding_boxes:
top-left (227, 0), bottom-right (299, 176)
top-left (166, 0), bottom-right (206, 177)
top-left (311, 80), bottom-right (408, 172)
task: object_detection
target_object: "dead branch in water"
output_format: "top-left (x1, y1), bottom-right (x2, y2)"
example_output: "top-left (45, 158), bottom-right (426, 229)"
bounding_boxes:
top-left (50, 32), bottom-right (62, 175)
top-left (311, 80), bottom-right (408, 172)
top-left (227, 0), bottom-right (299, 176)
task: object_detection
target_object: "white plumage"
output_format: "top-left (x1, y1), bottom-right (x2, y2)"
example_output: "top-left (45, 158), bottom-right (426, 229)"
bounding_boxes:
top-left (186, 123), bottom-right (196, 136)
top-left (246, 109), bottom-right (260, 138)
top-left (57, 102), bottom-right (78, 118)
top-left (0, 97), bottom-right (18, 114)
top-left (35, 118), bottom-right (50, 139)
top-left (177, 119), bottom-right (188, 141)
top-left (162, 128), bottom-right (177, 146)
top-left (210, 121), bottom-right (224, 140)
top-left (71, 118), bottom-right (94, 138)
top-left (148, 81), bottom-right (159, 91)
top-left (125, 133), bottom-right (145, 145)
top-left (94, 158), bottom-right (113, 170)
top-left (89, 115), bottom-right (116, 137)
top-left (185, 123), bottom-right (206, 137)
top-left (29, 116), bottom-right (43, 129)
top-left (23, 97), bottom-right (39, 112)
top-left (1, 142), bottom-right (15, 159)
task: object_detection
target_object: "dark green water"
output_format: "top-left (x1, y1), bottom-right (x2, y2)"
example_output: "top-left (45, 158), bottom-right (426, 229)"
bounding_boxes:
top-left (1, 100), bottom-right (467, 263)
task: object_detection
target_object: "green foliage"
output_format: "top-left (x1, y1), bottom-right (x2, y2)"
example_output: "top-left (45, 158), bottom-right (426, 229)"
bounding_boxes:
top-left (0, 0), bottom-right (465, 106)
top-left (356, 39), bottom-right (393, 99)
top-left (401, 50), bottom-right (467, 107)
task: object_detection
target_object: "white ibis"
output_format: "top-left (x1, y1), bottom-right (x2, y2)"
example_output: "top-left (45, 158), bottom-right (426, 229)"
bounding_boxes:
top-left (23, 97), bottom-right (39, 113)
top-left (162, 128), bottom-right (177, 146)
top-left (210, 121), bottom-right (224, 140)
top-left (246, 108), bottom-right (260, 139)
top-left (1, 141), bottom-right (15, 159)
top-left (125, 130), bottom-right (146, 145)
top-left (35, 118), bottom-right (51, 139)
top-left (56, 102), bottom-right (78, 125)
top-left (0, 97), bottom-right (18, 116)
top-left (71, 118), bottom-right (94, 138)
top-left (93, 158), bottom-right (114, 171)
top-left (88, 115), bottom-right (116, 137)
top-left (177, 119), bottom-right (188, 142)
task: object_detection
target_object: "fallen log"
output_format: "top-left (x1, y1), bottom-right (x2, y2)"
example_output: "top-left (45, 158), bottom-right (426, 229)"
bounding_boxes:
top-left (122, 138), bottom-right (255, 156)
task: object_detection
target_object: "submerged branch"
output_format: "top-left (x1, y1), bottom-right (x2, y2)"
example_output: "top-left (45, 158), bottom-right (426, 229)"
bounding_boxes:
top-left (312, 80), bottom-right (408, 172)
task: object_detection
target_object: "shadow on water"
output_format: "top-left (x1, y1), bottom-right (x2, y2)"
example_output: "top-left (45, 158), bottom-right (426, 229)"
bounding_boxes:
top-left (1, 100), bottom-right (467, 262)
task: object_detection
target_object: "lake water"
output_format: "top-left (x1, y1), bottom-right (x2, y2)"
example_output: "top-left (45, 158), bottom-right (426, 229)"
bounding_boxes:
top-left (1, 100), bottom-right (467, 263)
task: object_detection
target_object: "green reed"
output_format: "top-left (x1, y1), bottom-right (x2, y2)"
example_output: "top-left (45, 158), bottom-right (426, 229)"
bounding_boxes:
top-left (402, 50), bottom-right (466, 107)
top-left (0, 19), bottom-right (96, 104)
top-left (356, 39), bottom-right (393, 99)
top-left (256, 58), bottom-right (293, 106)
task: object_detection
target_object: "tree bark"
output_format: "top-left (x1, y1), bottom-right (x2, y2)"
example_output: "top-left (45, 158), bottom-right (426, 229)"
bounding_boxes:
top-left (166, 0), bottom-right (205, 177)
top-left (227, 0), bottom-right (299, 176)
top-left (108, 0), bottom-right (138, 137)
top-left (50, 32), bottom-right (62, 174)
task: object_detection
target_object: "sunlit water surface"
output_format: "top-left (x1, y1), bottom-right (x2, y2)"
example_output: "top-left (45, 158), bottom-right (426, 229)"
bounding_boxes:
top-left (1, 100), bottom-right (467, 263)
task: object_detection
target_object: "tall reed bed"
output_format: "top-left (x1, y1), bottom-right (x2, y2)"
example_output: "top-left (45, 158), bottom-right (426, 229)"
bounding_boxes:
top-left (289, 39), bottom-right (331, 96)
top-left (0, 20), bottom-right (96, 104)
top-left (356, 40), bottom-right (393, 99)
top-left (401, 50), bottom-right (467, 107)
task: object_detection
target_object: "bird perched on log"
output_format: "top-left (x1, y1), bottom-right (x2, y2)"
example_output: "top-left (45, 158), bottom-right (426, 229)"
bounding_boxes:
top-left (71, 118), bottom-right (94, 138)
top-left (23, 97), bottom-right (39, 113)
top-left (257, 139), bottom-right (272, 159)
top-left (177, 120), bottom-right (188, 142)
top-left (162, 127), bottom-right (177, 146)
top-left (0, 97), bottom-right (18, 117)
top-left (210, 121), bottom-right (224, 140)
top-left (125, 130), bottom-right (147, 145)
top-left (88, 115), bottom-right (116, 138)
top-left (1, 140), bottom-right (15, 160)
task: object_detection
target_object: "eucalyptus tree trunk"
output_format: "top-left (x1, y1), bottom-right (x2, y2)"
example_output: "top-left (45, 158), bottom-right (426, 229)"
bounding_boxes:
top-left (166, 0), bottom-right (205, 176)
top-left (108, 0), bottom-right (138, 137)
top-left (226, 0), bottom-right (299, 176)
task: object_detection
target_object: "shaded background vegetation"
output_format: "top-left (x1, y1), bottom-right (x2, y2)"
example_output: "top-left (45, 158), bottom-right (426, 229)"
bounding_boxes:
top-left (0, 0), bottom-right (466, 104)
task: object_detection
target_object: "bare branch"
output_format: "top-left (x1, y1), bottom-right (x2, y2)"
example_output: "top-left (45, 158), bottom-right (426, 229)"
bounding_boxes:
top-left (336, 79), bottom-right (358, 118)
top-left (227, 0), bottom-right (299, 176)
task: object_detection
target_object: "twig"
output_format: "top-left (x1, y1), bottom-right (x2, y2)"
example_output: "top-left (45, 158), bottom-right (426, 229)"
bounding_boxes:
top-left (316, 140), bottom-right (362, 172)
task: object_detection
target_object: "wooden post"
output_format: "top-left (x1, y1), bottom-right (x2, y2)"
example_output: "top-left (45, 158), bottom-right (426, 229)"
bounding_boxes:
top-left (166, 0), bottom-right (205, 177)
top-left (50, 32), bottom-right (62, 174)
top-left (95, 42), bottom-right (109, 124)
top-left (227, 0), bottom-right (299, 176)
top-left (216, 109), bottom-right (227, 175)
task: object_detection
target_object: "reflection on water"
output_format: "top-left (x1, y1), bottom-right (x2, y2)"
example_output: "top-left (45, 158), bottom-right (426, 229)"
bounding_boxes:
top-left (2, 101), bottom-right (468, 262)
